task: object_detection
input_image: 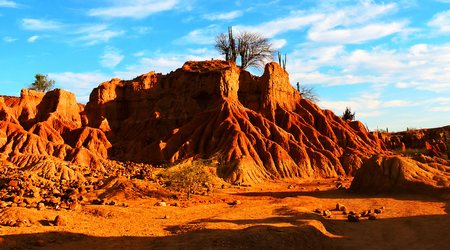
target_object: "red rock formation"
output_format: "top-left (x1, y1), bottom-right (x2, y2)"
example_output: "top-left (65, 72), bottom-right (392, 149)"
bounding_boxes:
top-left (383, 126), bottom-right (450, 159)
top-left (0, 89), bottom-right (110, 171)
top-left (351, 155), bottom-right (450, 193)
top-left (83, 60), bottom-right (386, 183)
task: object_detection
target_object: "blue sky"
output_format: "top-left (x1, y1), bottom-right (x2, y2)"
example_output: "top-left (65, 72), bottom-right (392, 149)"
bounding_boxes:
top-left (0, 0), bottom-right (449, 131)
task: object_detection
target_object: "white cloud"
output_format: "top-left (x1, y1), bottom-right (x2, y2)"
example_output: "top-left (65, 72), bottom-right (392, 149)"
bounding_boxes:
top-left (72, 24), bottom-right (125, 46)
top-left (3, 36), bottom-right (17, 43)
top-left (428, 10), bottom-right (450, 33)
top-left (100, 46), bottom-right (124, 68)
top-left (177, 25), bottom-right (219, 45)
top-left (431, 106), bottom-right (450, 112)
top-left (0, 0), bottom-right (19, 8)
top-left (48, 72), bottom-right (111, 103)
top-left (382, 100), bottom-right (411, 108)
top-left (186, 1), bottom-right (401, 47)
top-left (203, 10), bottom-right (243, 21)
top-left (133, 26), bottom-right (152, 35)
top-left (20, 19), bottom-right (124, 46)
top-left (236, 14), bottom-right (323, 38)
top-left (21, 18), bottom-right (63, 31)
top-left (308, 22), bottom-right (406, 44)
top-left (133, 50), bottom-right (148, 57)
top-left (272, 39), bottom-right (287, 50)
top-left (88, 0), bottom-right (179, 19)
top-left (288, 43), bottom-right (450, 92)
top-left (27, 35), bottom-right (39, 43)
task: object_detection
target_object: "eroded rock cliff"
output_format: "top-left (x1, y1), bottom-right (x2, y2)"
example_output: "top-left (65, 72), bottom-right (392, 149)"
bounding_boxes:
top-left (82, 60), bottom-right (385, 183)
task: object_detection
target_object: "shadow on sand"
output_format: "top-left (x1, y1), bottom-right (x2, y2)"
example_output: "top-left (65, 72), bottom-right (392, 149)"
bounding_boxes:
top-left (1, 194), bottom-right (449, 250)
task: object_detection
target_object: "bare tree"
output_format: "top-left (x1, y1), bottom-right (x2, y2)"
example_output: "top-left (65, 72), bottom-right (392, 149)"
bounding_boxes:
top-left (297, 83), bottom-right (319, 103)
top-left (237, 31), bottom-right (274, 69)
top-left (215, 26), bottom-right (274, 69)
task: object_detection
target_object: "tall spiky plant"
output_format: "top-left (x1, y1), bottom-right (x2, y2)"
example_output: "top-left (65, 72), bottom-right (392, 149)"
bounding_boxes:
top-left (277, 51), bottom-right (287, 70)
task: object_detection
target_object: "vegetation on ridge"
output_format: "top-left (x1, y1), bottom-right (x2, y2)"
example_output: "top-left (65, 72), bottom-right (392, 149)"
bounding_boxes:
top-left (215, 26), bottom-right (274, 69)
top-left (29, 74), bottom-right (55, 92)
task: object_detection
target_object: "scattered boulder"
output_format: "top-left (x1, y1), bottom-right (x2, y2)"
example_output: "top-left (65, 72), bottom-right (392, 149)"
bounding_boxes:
top-left (322, 210), bottom-right (332, 217)
top-left (54, 215), bottom-right (66, 226)
top-left (155, 201), bottom-right (167, 207)
top-left (348, 214), bottom-right (360, 222)
top-left (374, 208), bottom-right (383, 214)
top-left (228, 200), bottom-right (242, 206)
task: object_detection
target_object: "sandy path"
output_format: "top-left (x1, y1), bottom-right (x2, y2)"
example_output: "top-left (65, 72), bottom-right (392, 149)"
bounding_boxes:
top-left (1, 180), bottom-right (449, 249)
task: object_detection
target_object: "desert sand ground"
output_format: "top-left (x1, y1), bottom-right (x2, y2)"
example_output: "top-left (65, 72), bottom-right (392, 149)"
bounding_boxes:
top-left (1, 178), bottom-right (449, 250)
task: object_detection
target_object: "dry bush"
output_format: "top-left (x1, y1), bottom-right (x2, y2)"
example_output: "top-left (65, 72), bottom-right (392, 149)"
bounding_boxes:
top-left (164, 161), bottom-right (212, 199)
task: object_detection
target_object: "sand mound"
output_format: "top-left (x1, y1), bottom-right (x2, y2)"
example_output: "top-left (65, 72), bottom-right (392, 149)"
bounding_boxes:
top-left (351, 155), bottom-right (450, 193)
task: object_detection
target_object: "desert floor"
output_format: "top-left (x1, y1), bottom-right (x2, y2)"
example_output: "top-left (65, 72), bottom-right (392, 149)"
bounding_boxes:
top-left (1, 178), bottom-right (449, 250)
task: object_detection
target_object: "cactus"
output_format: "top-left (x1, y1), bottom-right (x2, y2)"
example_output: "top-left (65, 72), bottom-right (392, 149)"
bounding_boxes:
top-left (277, 51), bottom-right (287, 70)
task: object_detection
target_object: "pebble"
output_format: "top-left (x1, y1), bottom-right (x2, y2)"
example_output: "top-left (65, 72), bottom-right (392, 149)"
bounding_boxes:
top-left (374, 208), bottom-right (383, 214)
top-left (37, 202), bottom-right (45, 210)
top-left (0, 201), bottom-right (8, 208)
top-left (155, 201), bottom-right (167, 207)
top-left (54, 215), bottom-right (66, 226)
top-left (369, 214), bottom-right (377, 220)
top-left (322, 210), bottom-right (332, 217)
top-left (229, 200), bottom-right (241, 206)
top-left (348, 214), bottom-right (360, 222)
top-left (336, 203), bottom-right (345, 211)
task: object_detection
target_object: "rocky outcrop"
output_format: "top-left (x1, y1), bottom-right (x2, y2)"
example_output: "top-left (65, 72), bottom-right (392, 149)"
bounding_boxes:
top-left (83, 60), bottom-right (386, 183)
top-left (350, 155), bottom-right (450, 193)
top-left (0, 88), bottom-right (110, 171)
top-left (0, 60), bottom-right (393, 184)
top-left (383, 126), bottom-right (450, 159)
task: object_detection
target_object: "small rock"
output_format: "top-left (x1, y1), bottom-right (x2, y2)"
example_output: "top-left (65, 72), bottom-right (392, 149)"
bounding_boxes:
top-left (108, 201), bottom-right (116, 206)
top-left (163, 215), bottom-right (170, 219)
top-left (335, 203), bottom-right (345, 211)
top-left (155, 201), bottom-right (167, 207)
top-left (14, 220), bottom-right (26, 227)
top-left (69, 202), bottom-right (79, 211)
top-left (314, 208), bottom-right (322, 214)
top-left (369, 214), bottom-right (377, 220)
top-left (54, 215), bottom-right (66, 226)
top-left (347, 214), bottom-right (360, 222)
top-left (360, 210), bottom-right (369, 217)
top-left (6, 220), bottom-right (16, 227)
top-left (0, 201), bottom-right (8, 208)
top-left (37, 202), bottom-right (45, 210)
top-left (288, 185), bottom-right (294, 189)
top-left (229, 200), bottom-right (241, 206)
top-left (322, 210), bottom-right (332, 217)
top-left (342, 207), bottom-right (349, 215)
top-left (374, 208), bottom-right (383, 214)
